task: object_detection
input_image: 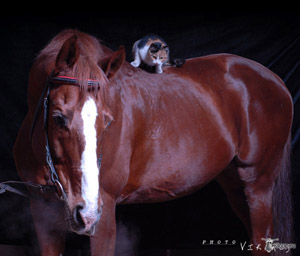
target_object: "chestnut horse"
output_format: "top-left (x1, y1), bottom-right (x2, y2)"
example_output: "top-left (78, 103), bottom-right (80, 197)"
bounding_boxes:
top-left (13, 29), bottom-right (293, 256)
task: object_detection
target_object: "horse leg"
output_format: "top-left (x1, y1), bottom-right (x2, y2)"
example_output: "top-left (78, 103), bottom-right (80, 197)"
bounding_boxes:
top-left (215, 162), bottom-right (251, 236)
top-left (240, 166), bottom-right (274, 256)
top-left (90, 191), bottom-right (117, 256)
top-left (30, 200), bottom-right (66, 256)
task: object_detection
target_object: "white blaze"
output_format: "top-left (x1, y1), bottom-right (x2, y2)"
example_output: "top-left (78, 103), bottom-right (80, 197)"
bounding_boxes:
top-left (80, 97), bottom-right (99, 214)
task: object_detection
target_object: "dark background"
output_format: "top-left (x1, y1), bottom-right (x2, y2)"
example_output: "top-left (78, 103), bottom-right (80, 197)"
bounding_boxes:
top-left (0, 11), bottom-right (299, 255)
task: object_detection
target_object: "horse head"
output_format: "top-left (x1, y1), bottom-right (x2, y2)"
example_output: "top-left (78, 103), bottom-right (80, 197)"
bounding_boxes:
top-left (44, 33), bottom-right (125, 235)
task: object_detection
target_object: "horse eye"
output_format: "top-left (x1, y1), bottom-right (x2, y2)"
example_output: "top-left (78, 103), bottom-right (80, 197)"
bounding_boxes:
top-left (53, 114), bottom-right (68, 128)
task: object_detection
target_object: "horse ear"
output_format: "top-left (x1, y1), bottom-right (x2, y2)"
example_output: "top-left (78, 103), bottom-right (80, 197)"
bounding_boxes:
top-left (55, 35), bottom-right (79, 71)
top-left (99, 46), bottom-right (126, 80)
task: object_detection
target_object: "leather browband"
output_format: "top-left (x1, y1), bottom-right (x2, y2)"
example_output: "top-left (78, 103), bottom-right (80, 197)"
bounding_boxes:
top-left (51, 75), bottom-right (102, 87)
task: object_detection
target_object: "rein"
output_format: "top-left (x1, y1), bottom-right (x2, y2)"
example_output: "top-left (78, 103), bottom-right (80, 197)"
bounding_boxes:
top-left (0, 74), bottom-right (103, 201)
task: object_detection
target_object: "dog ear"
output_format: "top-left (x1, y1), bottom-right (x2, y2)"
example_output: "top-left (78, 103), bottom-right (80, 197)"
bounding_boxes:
top-left (99, 46), bottom-right (126, 80)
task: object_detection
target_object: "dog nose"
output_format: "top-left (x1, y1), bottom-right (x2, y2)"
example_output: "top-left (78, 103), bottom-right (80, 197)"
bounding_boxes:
top-left (72, 203), bottom-right (101, 235)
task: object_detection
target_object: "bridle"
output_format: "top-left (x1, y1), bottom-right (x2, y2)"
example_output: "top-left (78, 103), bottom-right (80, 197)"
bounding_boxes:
top-left (0, 74), bottom-right (103, 201)
top-left (41, 74), bottom-right (103, 200)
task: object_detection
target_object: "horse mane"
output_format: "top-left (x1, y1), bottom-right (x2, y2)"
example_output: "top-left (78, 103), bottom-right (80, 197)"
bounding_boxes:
top-left (37, 29), bottom-right (108, 89)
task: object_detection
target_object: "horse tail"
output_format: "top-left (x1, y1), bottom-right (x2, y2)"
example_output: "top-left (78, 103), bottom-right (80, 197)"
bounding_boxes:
top-left (272, 133), bottom-right (294, 246)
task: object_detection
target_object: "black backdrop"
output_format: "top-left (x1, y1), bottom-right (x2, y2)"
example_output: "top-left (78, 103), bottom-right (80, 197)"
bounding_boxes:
top-left (0, 12), bottom-right (299, 255)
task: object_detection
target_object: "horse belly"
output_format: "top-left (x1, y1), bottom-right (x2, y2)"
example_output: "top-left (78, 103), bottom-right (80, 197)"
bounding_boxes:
top-left (124, 174), bottom-right (209, 204)
top-left (117, 141), bottom-right (234, 205)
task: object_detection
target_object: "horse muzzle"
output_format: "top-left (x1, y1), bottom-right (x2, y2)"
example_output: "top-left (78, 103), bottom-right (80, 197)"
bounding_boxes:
top-left (70, 203), bottom-right (102, 236)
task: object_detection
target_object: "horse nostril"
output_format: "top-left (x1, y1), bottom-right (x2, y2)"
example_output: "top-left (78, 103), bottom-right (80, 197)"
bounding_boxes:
top-left (73, 204), bottom-right (85, 228)
top-left (71, 203), bottom-right (101, 235)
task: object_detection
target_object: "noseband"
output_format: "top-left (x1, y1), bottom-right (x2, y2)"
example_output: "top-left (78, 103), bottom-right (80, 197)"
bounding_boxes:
top-left (0, 74), bottom-right (103, 201)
